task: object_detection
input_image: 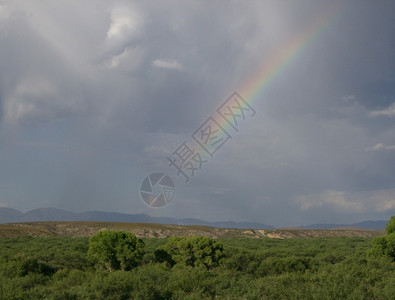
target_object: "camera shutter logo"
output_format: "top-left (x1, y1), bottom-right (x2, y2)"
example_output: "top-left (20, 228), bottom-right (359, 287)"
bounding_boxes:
top-left (139, 173), bottom-right (175, 207)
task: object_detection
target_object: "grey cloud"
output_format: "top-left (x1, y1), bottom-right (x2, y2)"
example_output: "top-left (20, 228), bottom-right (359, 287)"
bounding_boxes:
top-left (0, 0), bottom-right (394, 226)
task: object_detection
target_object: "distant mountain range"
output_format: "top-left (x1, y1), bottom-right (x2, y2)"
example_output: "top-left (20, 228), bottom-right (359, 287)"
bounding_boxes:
top-left (300, 221), bottom-right (387, 230)
top-left (0, 207), bottom-right (388, 229)
top-left (0, 207), bottom-right (274, 229)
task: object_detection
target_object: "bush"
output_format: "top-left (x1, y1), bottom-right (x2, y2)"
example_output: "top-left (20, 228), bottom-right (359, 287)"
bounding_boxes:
top-left (158, 236), bottom-right (224, 269)
top-left (19, 258), bottom-right (57, 277)
top-left (368, 216), bottom-right (395, 261)
top-left (386, 216), bottom-right (395, 234)
top-left (88, 231), bottom-right (145, 271)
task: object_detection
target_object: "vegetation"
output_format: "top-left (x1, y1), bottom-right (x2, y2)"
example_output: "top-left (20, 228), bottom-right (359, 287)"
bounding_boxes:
top-left (155, 236), bottom-right (224, 269)
top-left (368, 216), bottom-right (395, 261)
top-left (88, 231), bottom-right (145, 271)
top-left (0, 222), bottom-right (393, 299)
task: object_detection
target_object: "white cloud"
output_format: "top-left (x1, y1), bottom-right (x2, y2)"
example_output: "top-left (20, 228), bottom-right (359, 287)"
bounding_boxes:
top-left (105, 46), bottom-right (144, 71)
top-left (370, 103), bottom-right (395, 117)
top-left (106, 5), bottom-right (141, 40)
top-left (365, 143), bottom-right (395, 152)
top-left (375, 199), bottom-right (395, 212)
top-left (296, 190), bottom-right (364, 213)
top-left (102, 4), bottom-right (144, 68)
top-left (4, 78), bottom-right (58, 124)
top-left (152, 59), bottom-right (184, 71)
top-left (3, 77), bottom-right (84, 126)
top-left (295, 189), bottom-right (395, 213)
top-left (365, 143), bottom-right (385, 152)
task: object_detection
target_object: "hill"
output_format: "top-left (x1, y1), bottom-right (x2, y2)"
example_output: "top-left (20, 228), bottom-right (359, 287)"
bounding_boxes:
top-left (0, 207), bottom-right (23, 223)
top-left (0, 221), bottom-right (384, 239)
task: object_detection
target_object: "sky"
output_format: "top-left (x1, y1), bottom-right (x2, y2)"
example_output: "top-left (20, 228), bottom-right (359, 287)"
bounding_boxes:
top-left (0, 0), bottom-right (394, 227)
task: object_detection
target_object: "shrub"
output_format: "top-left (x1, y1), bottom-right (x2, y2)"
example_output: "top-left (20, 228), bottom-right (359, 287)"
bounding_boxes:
top-left (386, 216), bottom-right (395, 234)
top-left (88, 231), bottom-right (144, 271)
top-left (158, 236), bottom-right (224, 269)
top-left (368, 216), bottom-right (395, 261)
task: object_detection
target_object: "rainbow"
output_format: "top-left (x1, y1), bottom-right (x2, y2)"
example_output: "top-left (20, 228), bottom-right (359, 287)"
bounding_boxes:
top-left (238, 2), bottom-right (340, 108)
top-left (238, 3), bottom-right (343, 108)
top-left (192, 3), bottom-right (345, 159)
top-left (167, 3), bottom-right (346, 183)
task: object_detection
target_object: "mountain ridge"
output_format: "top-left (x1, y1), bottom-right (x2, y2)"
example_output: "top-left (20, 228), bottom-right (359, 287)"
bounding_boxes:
top-left (0, 207), bottom-right (274, 229)
top-left (300, 220), bottom-right (387, 230)
top-left (0, 207), bottom-right (388, 229)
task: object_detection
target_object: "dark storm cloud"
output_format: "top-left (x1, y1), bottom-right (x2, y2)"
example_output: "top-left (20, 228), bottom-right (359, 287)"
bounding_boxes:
top-left (0, 0), bottom-right (394, 226)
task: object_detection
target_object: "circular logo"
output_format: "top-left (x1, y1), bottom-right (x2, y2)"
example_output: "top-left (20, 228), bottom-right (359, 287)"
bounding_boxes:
top-left (139, 173), bottom-right (175, 207)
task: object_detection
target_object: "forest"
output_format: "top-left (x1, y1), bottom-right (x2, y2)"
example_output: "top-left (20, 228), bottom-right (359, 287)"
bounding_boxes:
top-left (0, 217), bottom-right (394, 299)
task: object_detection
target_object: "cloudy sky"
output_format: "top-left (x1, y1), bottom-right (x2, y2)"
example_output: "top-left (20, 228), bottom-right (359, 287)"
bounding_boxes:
top-left (0, 0), bottom-right (394, 227)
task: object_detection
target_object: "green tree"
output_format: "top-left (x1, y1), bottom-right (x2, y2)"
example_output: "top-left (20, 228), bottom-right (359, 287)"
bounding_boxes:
top-left (369, 236), bottom-right (388, 257)
top-left (88, 231), bottom-right (144, 271)
top-left (368, 216), bottom-right (395, 261)
top-left (158, 236), bottom-right (224, 269)
top-left (386, 216), bottom-right (395, 234)
top-left (386, 232), bottom-right (395, 260)
top-left (154, 248), bottom-right (175, 266)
